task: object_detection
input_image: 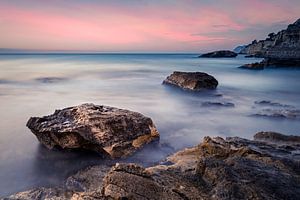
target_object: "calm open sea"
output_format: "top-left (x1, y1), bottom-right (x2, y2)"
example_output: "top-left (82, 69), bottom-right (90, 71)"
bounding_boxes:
top-left (1, 54), bottom-right (300, 196)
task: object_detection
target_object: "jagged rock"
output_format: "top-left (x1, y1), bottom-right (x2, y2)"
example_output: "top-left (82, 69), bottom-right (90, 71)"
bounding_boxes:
top-left (101, 132), bottom-right (300, 200)
top-left (3, 187), bottom-right (74, 200)
top-left (6, 132), bottom-right (300, 200)
top-left (26, 103), bottom-right (159, 158)
top-left (240, 18), bottom-right (300, 68)
top-left (254, 131), bottom-right (300, 143)
top-left (66, 165), bottom-right (111, 192)
top-left (163, 71), bottom-right (218, 91)
top-left (199, 50), bottom-right (238, 58)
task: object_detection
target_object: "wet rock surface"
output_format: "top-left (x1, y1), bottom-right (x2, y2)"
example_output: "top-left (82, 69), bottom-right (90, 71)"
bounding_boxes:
top-left (5, 132), bottom-right (300, 200)
top-left (26, 103), bottom-right (160, 158)
top-left (199, 50), bottom-right (238, 58)
top-left (163, 71), bottom-right (218, 91)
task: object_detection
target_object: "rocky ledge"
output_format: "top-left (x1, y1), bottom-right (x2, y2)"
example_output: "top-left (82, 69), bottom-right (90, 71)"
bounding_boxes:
top-left (199, 50), bottom-right (238, 58)
top-left (240, 58), bottom-right (300, 70)
top-left (163, 71), bottom-right (218, 91)
top-left (26, 103), bottom-right (159, 158)
top-left (6, 132), bottom-right (300, 200)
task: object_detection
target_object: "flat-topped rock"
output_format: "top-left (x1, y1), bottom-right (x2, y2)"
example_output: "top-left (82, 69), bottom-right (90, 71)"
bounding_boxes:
top-left (163, 71), bottom-right (218, 91)
top-left (200, 50), bottom-right (238, 58)
top-left (26, 103), bottom-right (159, 158)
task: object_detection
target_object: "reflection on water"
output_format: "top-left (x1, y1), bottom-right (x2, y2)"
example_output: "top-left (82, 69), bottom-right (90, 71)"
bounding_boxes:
top-left (0, 54), bottom-right (300, 196)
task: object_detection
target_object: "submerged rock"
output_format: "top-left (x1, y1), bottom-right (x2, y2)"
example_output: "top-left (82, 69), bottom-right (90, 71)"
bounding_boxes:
top-left (239, 62), bottom-right (265, 70)
top-left (26, 103), bottom-right (159, 158)
top-left (199, 50), bottom-right (238, 58)
top-left (252, 108), bottom-right (300, 119)
top-left (35, 77), bottom-right (67, 84)
top-left (163, 71), bottom-right (218, 91)
top-left (201, 101), bottom-right (235, 107)
top-left (254, 100), bottom-right (294, 108)
top-left (5, 132), bottom-right (300, 200)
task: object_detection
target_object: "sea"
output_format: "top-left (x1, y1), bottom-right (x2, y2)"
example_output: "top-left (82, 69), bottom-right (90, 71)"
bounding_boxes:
top-left (0, 53), bottom-right (300, 196)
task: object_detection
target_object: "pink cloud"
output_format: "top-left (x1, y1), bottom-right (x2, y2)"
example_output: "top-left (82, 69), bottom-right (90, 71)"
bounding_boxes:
top-left (0, 1), bottom-right (299, 52)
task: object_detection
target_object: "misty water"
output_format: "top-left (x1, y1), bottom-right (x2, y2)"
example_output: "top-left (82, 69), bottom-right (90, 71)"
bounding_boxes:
top-left (1, 54), bottom-right (300, 196)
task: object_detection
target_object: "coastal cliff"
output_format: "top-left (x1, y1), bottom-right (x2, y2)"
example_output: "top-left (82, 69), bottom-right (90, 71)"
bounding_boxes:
top-left (240, 18), bottom-right (300, 59)
top-left (239, 18), bottom-right (300, 69)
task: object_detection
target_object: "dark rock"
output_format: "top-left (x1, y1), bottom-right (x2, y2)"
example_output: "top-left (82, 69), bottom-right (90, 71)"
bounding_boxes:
top-left (254, 131), bottom-right (300, 143)
top-left (252, 108), bottom-right (300, 119)
top-left (5, 132), bottom-right (300, 200)
top-left (163, 71), bottom-right (218, 91)
top-left (200, 50), bottom-right (238, 58)
top-left (66, 165), bottom-right (111, 192)
top-left (26, 103), bottom-right (159, 158)
top-left (201, 101), bottom-right (235, 107)
top-left (35, 77), bottom-right (67, 84)
top-left (3, 187), bottom-right (75, 200)
top-left (241, 58), bottom-right (300, 69)
top-left (239, 62), bottom-right (265, 70)
top-left (254, 100), bottom-right (294, 108)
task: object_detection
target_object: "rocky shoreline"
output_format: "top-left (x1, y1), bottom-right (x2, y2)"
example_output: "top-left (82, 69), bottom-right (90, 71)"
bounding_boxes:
top-left (5, 131), bottom-right (300, 200)
top-left (238, 18), bottom-right (300, 69)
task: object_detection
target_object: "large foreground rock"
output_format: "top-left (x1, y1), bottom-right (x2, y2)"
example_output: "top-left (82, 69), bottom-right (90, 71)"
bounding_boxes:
top-left (200, 50), bottom-right (237, 58)
top-left (26, 103), bottom-right (159, 158)
top-left (163, 71), bottom-right (218, 91)
top-left (6, 132), bottom-right (300, 200)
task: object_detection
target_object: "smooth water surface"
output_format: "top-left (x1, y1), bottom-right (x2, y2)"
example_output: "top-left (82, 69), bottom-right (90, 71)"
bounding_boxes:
top-left (1, 54), bottom-right (300, 196)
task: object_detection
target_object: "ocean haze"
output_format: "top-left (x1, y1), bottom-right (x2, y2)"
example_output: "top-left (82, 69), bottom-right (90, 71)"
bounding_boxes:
top-left (0, 54), bottom-right (300, 196)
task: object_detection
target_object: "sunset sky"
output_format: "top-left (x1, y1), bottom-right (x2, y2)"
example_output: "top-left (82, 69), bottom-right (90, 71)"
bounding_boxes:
top-left (0, 0), bottom-right (299, 52)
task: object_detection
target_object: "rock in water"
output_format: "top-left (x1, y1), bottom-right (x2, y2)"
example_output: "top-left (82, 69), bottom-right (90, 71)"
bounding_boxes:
top-left (26, 103), bottom-right (159, 158)
top-left (163, 71), bottom-right (218, 91)
top-left (199, 50), bottom-right (238, 58)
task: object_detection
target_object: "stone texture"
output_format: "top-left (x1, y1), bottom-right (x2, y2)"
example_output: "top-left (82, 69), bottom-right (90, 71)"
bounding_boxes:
top-left (200, 50), bottom-right (238, 58)
top-left (163, 71), bottom-right (218, 91)
top-left (27, 103), bottom-right (159, 158)
top-left (5, 132), bottom-right (300, 200)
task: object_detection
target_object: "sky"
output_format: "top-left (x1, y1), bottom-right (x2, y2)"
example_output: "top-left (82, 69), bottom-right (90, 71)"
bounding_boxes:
top-left (0, 0), bottom-right (299, 52)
